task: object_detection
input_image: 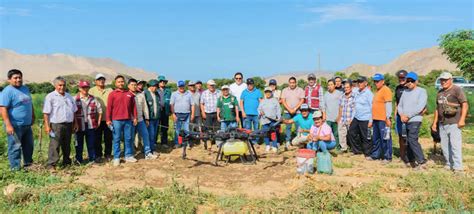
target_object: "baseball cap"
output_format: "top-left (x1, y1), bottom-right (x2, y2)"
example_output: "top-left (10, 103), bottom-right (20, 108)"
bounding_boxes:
top-left (196, 80), bottom-right (202, 84)
top-left (357, 76), bottom-right (368, 82)
top-left (188, 81), bottom-right (196, 86)
top-left (207, 79), bottom-right (216, 85)
top-left (148, 79), bottom-right (159, 86)
top-left (269, 79), bottom-right (277, 85)
top-left (177, 80), bottom-right (185, 87)
top-left (300, 103), bottom-right (310, 110)
top-left (246, 78), bottom-right (254, 85)
top-left (264, 87), bottom-right (272, 92)
top-left (307, 73), bottom-right (316, 80)
top-left (406, 72), bottom-right (418, 81)
top-left (221, 85), bottom-right (230, 90)
top-left (439, 72), bottom-right (453, 80)
top-left (312, 110), bottom-right (323, 118)
top-left (95, 73), bottom-right (106, 80)
top-left (372, 73), bottom-right (384, 81)
top-left (78, 80), bottom-right (90, 88)
top-left (137, 80), bottom-right (147, 85)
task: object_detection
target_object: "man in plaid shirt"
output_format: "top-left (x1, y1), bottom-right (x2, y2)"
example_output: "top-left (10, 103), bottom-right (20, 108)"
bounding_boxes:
top-left (336, 80), bottom-right (355, 152)
top-left (200, 79), bottom-right (221, 150)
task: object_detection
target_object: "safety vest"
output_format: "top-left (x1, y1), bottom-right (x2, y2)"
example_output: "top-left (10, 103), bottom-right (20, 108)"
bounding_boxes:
top-left (304, 84), bottom-right (321, 109)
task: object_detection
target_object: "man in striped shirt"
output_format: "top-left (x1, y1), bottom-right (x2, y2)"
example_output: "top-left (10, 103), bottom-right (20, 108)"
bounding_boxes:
top-left (336, 80), bottom-right (355, 152)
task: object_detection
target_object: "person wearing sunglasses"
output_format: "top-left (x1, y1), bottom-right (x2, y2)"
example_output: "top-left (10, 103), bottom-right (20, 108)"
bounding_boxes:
top-left (307, 110), bottom-right (336, 152)
top-left (230, 72), bottom-right (247, 127)
top-left (348, 76), bottom-right (373, 157)
top-left (397, 72), bottom-right (428, 170)
top-left (393, 70), bottom-right (409, 164)
top-left (432, 72), bottom-right (468, 173)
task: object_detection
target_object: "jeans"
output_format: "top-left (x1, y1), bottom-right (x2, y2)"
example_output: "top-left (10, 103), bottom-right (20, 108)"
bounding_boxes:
top-left (307, 141), bottom-right (337, 152)
top-left (262, 121), bottom-right (278, 148)
top-left (370, 120), bottom-right (392, 160)
top-left (174, 113), bottom-right (190, 146)
top-left (406, 122), bottom-right (426, 164)
top-left (221, 121), bottom-right (237, 131)
top-left (95, 121), bottom-right (112, 159)
top-left (439, 124), bottom-right (463, 170)
top-left (135, 120), bottom-right (152, 155)
top-left (6, 125), bottom-right (34, 170)
top-left (75, 128), bottom-right (96, 163)
top-left (327, 121), bottom-right (339, 149)
top-left (112, 120), bottom-right (134, 160)
top-left (148, 119), bottom-right (159, 152)
top-left (348, 119), bottom-right (371, 156)
top-left (244, 115), bottom-right (259, 144)
top-left (284, 113), bottom-right (298, 142)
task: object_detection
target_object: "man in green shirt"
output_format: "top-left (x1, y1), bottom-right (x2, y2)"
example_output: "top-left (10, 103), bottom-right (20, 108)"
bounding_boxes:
top-left (88, 73), bottom-right (113, 162)
top-left (217, 85), bottom-right (240, 131)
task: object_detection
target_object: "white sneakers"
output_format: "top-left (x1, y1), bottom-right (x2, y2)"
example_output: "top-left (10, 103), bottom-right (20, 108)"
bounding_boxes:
top-left (145, 153), bottom-right (158, 160)
top-left (125, 157), bottom-right (138, 163)
top-left (112, 159), bottom-right (120, 167)
top-left (265, 145), bottom-right (271, 152)
top-left (271, 147), bottom-right (279, 153)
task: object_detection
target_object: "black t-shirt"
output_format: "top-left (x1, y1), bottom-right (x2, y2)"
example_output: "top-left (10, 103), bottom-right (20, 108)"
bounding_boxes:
top-left (395, 84), bottom-right (407, 105)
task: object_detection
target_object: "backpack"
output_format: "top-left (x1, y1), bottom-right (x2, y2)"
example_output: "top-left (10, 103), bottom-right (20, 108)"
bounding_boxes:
top-left (317, 151), bottom-right (333, 175)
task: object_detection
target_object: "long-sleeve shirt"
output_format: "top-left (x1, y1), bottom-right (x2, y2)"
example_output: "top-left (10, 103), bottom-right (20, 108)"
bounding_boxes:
top-left (106, 89), bottom-right (137, 121)
top-left (258, 97), bottom-right (281, 125)
top-left (397, 86), bottom-right (427, 123)
top-left (135, 92), bottom-right (149, 122)
top-left (354, 87), bottom-right (374, 122)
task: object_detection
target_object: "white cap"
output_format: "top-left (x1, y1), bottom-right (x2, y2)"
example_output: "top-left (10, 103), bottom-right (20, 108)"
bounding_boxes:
top-left (221, 85), bottom-right (230, 90)
top-left (207, 79), bottom-right (216, 85)
top-left (439, 72), bottom-right (453, 79)
top-left (95, 73), bottom-right (106, 80)
top-left (264, 87), bottom-right (272, 92)
top-left (312, 110), bottom-right (323, 118)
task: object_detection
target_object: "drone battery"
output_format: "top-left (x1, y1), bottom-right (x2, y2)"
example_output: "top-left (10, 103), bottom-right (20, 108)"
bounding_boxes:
top-left (222, 140), bottom-right (249, 157)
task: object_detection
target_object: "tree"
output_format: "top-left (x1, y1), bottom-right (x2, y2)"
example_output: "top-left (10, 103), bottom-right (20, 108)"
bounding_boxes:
top-left (439, 29), bottom-right (474, 79)
top-left (251, 76), bottom-right (266, 89)
top-left (348, 72), bottom-right (361, 81)
top-left (334, 71), bottom-right (347, 79)
top-left (297, 79), bottom-right (307, 88)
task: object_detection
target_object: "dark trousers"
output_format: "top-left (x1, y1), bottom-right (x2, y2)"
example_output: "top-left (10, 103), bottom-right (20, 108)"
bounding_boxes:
top-left (327, 121), bottom-right (339, 149)
top-left (159, 111), bottom-right (170, 145)
top-left (204, 112), bottom-right (219, 132)
top-left (370, 120), bottom-right (392, 160)
top-left (238, 111), bottom-right (244, 128)
top-left (406, 122), bottom-right (426, 164)
top-left (95, 121), bottom-right (112, 158)
top-left (348, 119), bottom-right (371, 156)
top-left (75, 128), bottom-right (96, 163)
top-left (47, 122), bottom-right (73, 167)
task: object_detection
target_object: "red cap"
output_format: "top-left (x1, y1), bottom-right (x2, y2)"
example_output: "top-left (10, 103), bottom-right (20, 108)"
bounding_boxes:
top-left (78, 80), bottom-right (90, 88)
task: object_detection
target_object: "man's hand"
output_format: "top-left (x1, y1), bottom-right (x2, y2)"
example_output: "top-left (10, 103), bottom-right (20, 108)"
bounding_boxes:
top-left (202, 113), bottom-right (207, 120)
top-left (146, 120), bottom-right (149, 127)
top-left (458, 120), bottom-right (466, 128)
top-left (241, 111), bottom-right (247, 119)
top-left (385, 119), bottom-right (391, 127)
top-left (73, 124), bottom-right (79, 133)
top-left (312, 135), bottom-right (319, 142)
top-left (5, 124), bottom-right (14, 135)
top-left (106, 121), bottom-right (112, 127)
top-left (431, 123), bottom-right (437, 132)
top-left (368, 122), bottom-right (372, 128)
top-left (172, 114), bottom-right (177, 122)
top-left (236, 117), bottom-right (240, 124)
top-left (400, 115), bottom-right (409, 123)
top-left (133, 118), bottom-right (138, 126)
top-left (217, 116), bottom-right (221, 122)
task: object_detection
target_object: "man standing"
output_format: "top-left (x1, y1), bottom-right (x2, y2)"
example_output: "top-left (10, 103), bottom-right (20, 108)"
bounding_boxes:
top-left (74, 80), bottom-right (102, 164)
top-left (240, 78), bottom-right (262, 144)
top-left (43, 76), bottom-right (78, 170)
top-left (89, 73), bottom-right (113, 162)
top-left (230, 72), bottom-right (247, 127)
top-left (398, 72), bottom-right (428, 169)
top-left (304, 74), bottom-right (325, 117)
top-left (195, 80), bottom-right (204, 94)
top-left (334, 76), bottom-right (344, 92)
top-left (129, 79), bottom-right (156, 160)
top-left (268, 79), bottom-right (282, 101)
top-left (170, 80), bottom-right (195, 152)
top-left (432, 72), bottom-right (468, 173)
top-left (144, 79), bottom-right (161, 152)
top-left (347, 76), bottom-right (373, 156)
top-left (368, 74), bottom-right (393, 163)
top-left (336, 81), bottom-right (355, 152)
top-left (188, 81), bottom-right (203, 147)
top-left (0, 69), bottom-right (35, 170)
top-left (137, 80), bottom-right (147, 93)
top-left (200, 79), bottom-right (221, 150)
top-left (217, 85), bottom-right (240, 131)
top-left (157, 75), bottom-right (172, 147)
top-left (107, 75), bottom-right (138, 166)
top-left (323, 79), bottom-right (343, 151)
top-left (281, 77), bottom-right (305, 150)
top-left (393, 70), bottom-right (409, 163)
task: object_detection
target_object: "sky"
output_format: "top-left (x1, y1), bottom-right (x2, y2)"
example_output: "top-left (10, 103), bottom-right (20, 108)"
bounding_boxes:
top-left (0, 0), bottom-right (473, 81)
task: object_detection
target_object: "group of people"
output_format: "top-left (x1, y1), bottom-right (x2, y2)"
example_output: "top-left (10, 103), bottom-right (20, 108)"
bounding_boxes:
top-left (0, 69), bottom-right (468, 173)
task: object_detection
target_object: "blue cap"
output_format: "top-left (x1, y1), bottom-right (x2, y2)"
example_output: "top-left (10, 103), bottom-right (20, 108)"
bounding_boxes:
top-left (177, 80), bottom-right (185, 87)
top-left (372, 73), bottom-right (384, 81)
top-left (406, 72), bottom-right (418, 81)
top-left (269, 79), bottom-right (277, 85)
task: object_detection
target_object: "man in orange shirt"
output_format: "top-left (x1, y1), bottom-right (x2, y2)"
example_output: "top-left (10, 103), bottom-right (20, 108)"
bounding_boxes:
top-left (367, 73), bottom-right (393, 164)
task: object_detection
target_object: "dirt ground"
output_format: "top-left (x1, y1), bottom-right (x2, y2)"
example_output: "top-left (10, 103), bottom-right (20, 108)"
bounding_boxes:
top-left (75, 139), bottom-right (473, 198)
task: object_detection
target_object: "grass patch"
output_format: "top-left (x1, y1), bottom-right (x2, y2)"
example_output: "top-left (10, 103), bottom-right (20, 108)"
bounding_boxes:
top-left (333, 160), bottom-right (354, 168)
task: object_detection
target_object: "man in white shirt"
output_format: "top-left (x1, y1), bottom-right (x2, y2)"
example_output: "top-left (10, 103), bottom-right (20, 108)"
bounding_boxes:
top-left (229, 72), bottom-right (247, 127)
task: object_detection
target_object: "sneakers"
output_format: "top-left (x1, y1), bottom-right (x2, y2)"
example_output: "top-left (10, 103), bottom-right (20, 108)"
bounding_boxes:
top-left (145, 153), bottom-right (158, 160)
top-left (381, 159), bottom-right (392, 165)
top-left (284, 141), bottom-right (291, 151)
top-left (271, 147), bottom-right (279, 153)
top-left (152, 152), bottom-right (160, 157)
top-left (265, 145), bottom-right (271, 152)
top-left (365, 156), bottom-right (375, 161)
top-left (444, 165), bottom-right (452, 171)
top-left (112, 159), bottom-right (120, 167)
top-left (125, 157), bottom-right (138, 163)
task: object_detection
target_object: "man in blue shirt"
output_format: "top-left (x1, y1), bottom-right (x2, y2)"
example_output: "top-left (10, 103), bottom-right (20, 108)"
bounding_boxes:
top-left (282, 104), bottom-right (313, 148)
top-left (170, 80), bottom-right (195, 155)
top-left (0, 69), bottom-right (35, 170)
top-left (348, 76), bottom-right (374, 156)
top-left (240, 78), bottom-right (262, 144)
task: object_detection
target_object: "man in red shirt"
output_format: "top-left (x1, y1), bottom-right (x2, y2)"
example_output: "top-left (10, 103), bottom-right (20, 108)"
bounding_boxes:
top-left (106, 75), bottom-right (138, 166)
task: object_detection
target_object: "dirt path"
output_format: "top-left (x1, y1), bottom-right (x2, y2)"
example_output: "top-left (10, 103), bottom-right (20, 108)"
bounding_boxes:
top-left (75, 139), bottom-right (472, 198)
